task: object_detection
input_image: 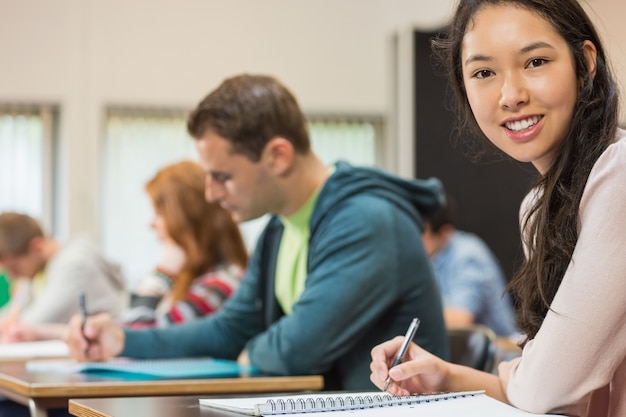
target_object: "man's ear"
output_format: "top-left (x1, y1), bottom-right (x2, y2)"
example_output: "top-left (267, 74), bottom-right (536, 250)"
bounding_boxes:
top-left (582, 40), bottom-right (597, 81)
top-left (263, 137), bottom-right (294, 175)
top-left (27, 236), bottom-right (44, 254)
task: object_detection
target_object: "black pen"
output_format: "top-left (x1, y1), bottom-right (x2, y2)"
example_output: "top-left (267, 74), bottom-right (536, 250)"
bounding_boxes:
top-left (383, 317), bottom-right (420, 392)
top-left (79, 292), bottom-right (90, 357)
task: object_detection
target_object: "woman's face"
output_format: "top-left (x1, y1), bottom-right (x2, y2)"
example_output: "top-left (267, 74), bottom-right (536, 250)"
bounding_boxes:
top-left (461, 5), bottom-right (581, 174)
top-left (150, 210), bottom-right (171, 243)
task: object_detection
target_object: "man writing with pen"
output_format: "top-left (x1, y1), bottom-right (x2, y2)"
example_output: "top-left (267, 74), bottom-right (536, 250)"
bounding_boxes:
top-left (64, 73), bottom-right (449, 391)
top-left (0, 212), bottom-right (125, 336)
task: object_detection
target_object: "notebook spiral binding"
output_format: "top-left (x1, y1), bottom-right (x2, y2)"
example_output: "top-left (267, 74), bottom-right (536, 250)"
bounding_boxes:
top-left (257, 391), bottom-right (483, 415)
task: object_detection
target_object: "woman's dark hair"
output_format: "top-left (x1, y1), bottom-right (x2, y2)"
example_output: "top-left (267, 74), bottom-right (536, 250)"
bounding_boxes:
top-left (432, 0), bottom-right (619, 343)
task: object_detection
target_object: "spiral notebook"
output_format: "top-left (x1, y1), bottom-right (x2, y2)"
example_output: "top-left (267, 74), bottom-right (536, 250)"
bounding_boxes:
top-left (199, 390), bottom-right (559, 416)
top-left (26, 357), bottom-right (258, 379)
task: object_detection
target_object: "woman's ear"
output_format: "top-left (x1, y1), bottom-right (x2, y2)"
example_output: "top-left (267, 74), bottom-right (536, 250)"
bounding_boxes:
top-left (582, 40), bottom-right (597, 81)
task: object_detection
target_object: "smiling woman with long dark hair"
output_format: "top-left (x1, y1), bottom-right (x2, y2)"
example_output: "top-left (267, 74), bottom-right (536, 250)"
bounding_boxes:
top-left (370, 1), bottom-right (625, 415)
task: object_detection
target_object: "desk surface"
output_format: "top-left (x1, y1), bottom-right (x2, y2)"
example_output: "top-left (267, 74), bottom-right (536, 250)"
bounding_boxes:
top-left (69, 395), bottom-right (264, 417)
top-left (0, 362), bottom-right (323, 416)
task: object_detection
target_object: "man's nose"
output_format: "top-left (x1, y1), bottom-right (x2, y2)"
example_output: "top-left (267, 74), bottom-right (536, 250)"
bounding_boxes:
top-left (205, 176), bottom-right (226, 202)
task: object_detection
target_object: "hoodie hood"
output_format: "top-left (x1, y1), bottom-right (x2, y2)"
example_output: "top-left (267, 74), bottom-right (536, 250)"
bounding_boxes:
top-left (311, 161), bottom-right (444, 233)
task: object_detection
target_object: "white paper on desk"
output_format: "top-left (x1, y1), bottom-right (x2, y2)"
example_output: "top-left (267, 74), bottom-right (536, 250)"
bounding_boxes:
top-left (0, 340), bottom-right (69, 359)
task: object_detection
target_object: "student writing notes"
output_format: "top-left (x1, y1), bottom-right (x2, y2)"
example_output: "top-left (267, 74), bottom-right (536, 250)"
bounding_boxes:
top-left (370, 1), bottom-right (626, 416)
top-left (64, 74), bottom-right (449, 391)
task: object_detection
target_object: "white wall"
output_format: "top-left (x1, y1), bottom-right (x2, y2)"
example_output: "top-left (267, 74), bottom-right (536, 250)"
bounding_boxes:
top-left (0, 0), bottom-right (455, 240)
top-left (584, 0), bottom-right (626, 116)
top-left (0, 0), bottom-right (624, 240)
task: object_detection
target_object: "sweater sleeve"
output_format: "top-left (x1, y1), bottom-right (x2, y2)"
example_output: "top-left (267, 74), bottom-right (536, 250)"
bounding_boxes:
top-left (505, 138), bottom-right (626, 415)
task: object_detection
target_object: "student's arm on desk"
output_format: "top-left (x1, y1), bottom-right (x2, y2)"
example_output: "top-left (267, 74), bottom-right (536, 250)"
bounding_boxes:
top-left (2, 322), bottom-right (67, 342)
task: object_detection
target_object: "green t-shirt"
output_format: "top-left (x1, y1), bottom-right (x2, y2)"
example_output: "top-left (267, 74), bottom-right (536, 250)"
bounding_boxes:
top-left (274, 185), bottom-right (324, 315)
top-left (0, 271), bottom-right (12, 308)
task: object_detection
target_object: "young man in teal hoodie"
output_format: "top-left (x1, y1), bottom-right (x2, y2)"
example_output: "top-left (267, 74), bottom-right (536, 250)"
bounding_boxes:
top-left (65, 74), bottom-right (448, 390)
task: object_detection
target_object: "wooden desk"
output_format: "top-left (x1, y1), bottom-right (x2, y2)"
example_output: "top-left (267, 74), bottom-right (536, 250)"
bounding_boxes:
top-left (69, 395), bottom-right (259, 417)
top-left (0, 362), bottom-right (323, 417)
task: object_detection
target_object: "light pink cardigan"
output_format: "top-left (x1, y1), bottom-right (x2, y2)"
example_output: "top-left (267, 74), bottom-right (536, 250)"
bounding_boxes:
top-left (505, 129), bottom-right (626, 417)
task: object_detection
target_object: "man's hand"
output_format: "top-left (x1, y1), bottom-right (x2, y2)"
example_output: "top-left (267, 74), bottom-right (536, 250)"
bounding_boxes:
top-left (63, 313), bottom-right (125, 361)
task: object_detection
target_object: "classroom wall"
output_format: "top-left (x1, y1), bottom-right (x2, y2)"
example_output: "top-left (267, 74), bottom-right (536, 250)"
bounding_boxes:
top-left (584, 0), bottom-right (626, 118)
top-left (0, 0), bottom-right (455, 239)
top-left (0, 0), bottom-right (624, 240)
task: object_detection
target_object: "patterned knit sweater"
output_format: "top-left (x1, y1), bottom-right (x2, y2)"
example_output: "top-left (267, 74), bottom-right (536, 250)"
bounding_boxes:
top-left (123, 264), bottom-right (243, 328)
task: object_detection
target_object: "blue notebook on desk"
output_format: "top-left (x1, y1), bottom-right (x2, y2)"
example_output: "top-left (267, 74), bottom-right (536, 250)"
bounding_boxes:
top-left (26, 357), bottom-right (258, 379)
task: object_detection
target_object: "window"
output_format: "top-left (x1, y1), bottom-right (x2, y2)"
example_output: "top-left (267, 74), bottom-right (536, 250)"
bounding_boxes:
top-left (100, 108), bottom-right (384, 285)
top-left (101, 108), bottom-right (196, 284)
top-left (0, 105), bottom-right (57, 230)
top-left (307, 114), bottom-right (383, 167)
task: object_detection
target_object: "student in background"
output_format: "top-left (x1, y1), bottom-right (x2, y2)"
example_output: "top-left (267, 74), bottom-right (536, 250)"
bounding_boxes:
top-left (0, 212), bottom-right (125, 328)
top-left (2, 160), bottom-right (248, 342)
top-left (65, 73), bottom-right (449, 391)
top-left (422, 193), bottom-right (516, 337)
top-left (370, 0), bottom-right (625, 415)
top-left (123, 159), bottom-right (248, 328)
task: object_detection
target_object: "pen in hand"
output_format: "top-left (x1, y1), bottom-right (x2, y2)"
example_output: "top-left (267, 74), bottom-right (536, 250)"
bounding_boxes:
top-left (383, 317), bottom-right (420, 392)
top-left (79, 292), bottom-right (90, 358)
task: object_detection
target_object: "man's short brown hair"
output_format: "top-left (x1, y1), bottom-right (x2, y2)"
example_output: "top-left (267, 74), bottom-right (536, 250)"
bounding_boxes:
top-left (0, 212), bottom-right (43, 257)
top-left (187, 74), bottom-right (311, 161)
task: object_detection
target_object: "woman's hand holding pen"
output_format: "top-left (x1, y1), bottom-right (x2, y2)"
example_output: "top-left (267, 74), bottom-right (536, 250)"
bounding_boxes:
top-left (369, 336), bottom-right (450, 396)
top-left (63, 312), bottom-right (125, 361)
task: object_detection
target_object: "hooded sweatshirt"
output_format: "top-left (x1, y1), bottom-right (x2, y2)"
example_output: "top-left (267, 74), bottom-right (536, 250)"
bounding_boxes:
top-left (123, 161), bottom-right (449, 390)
